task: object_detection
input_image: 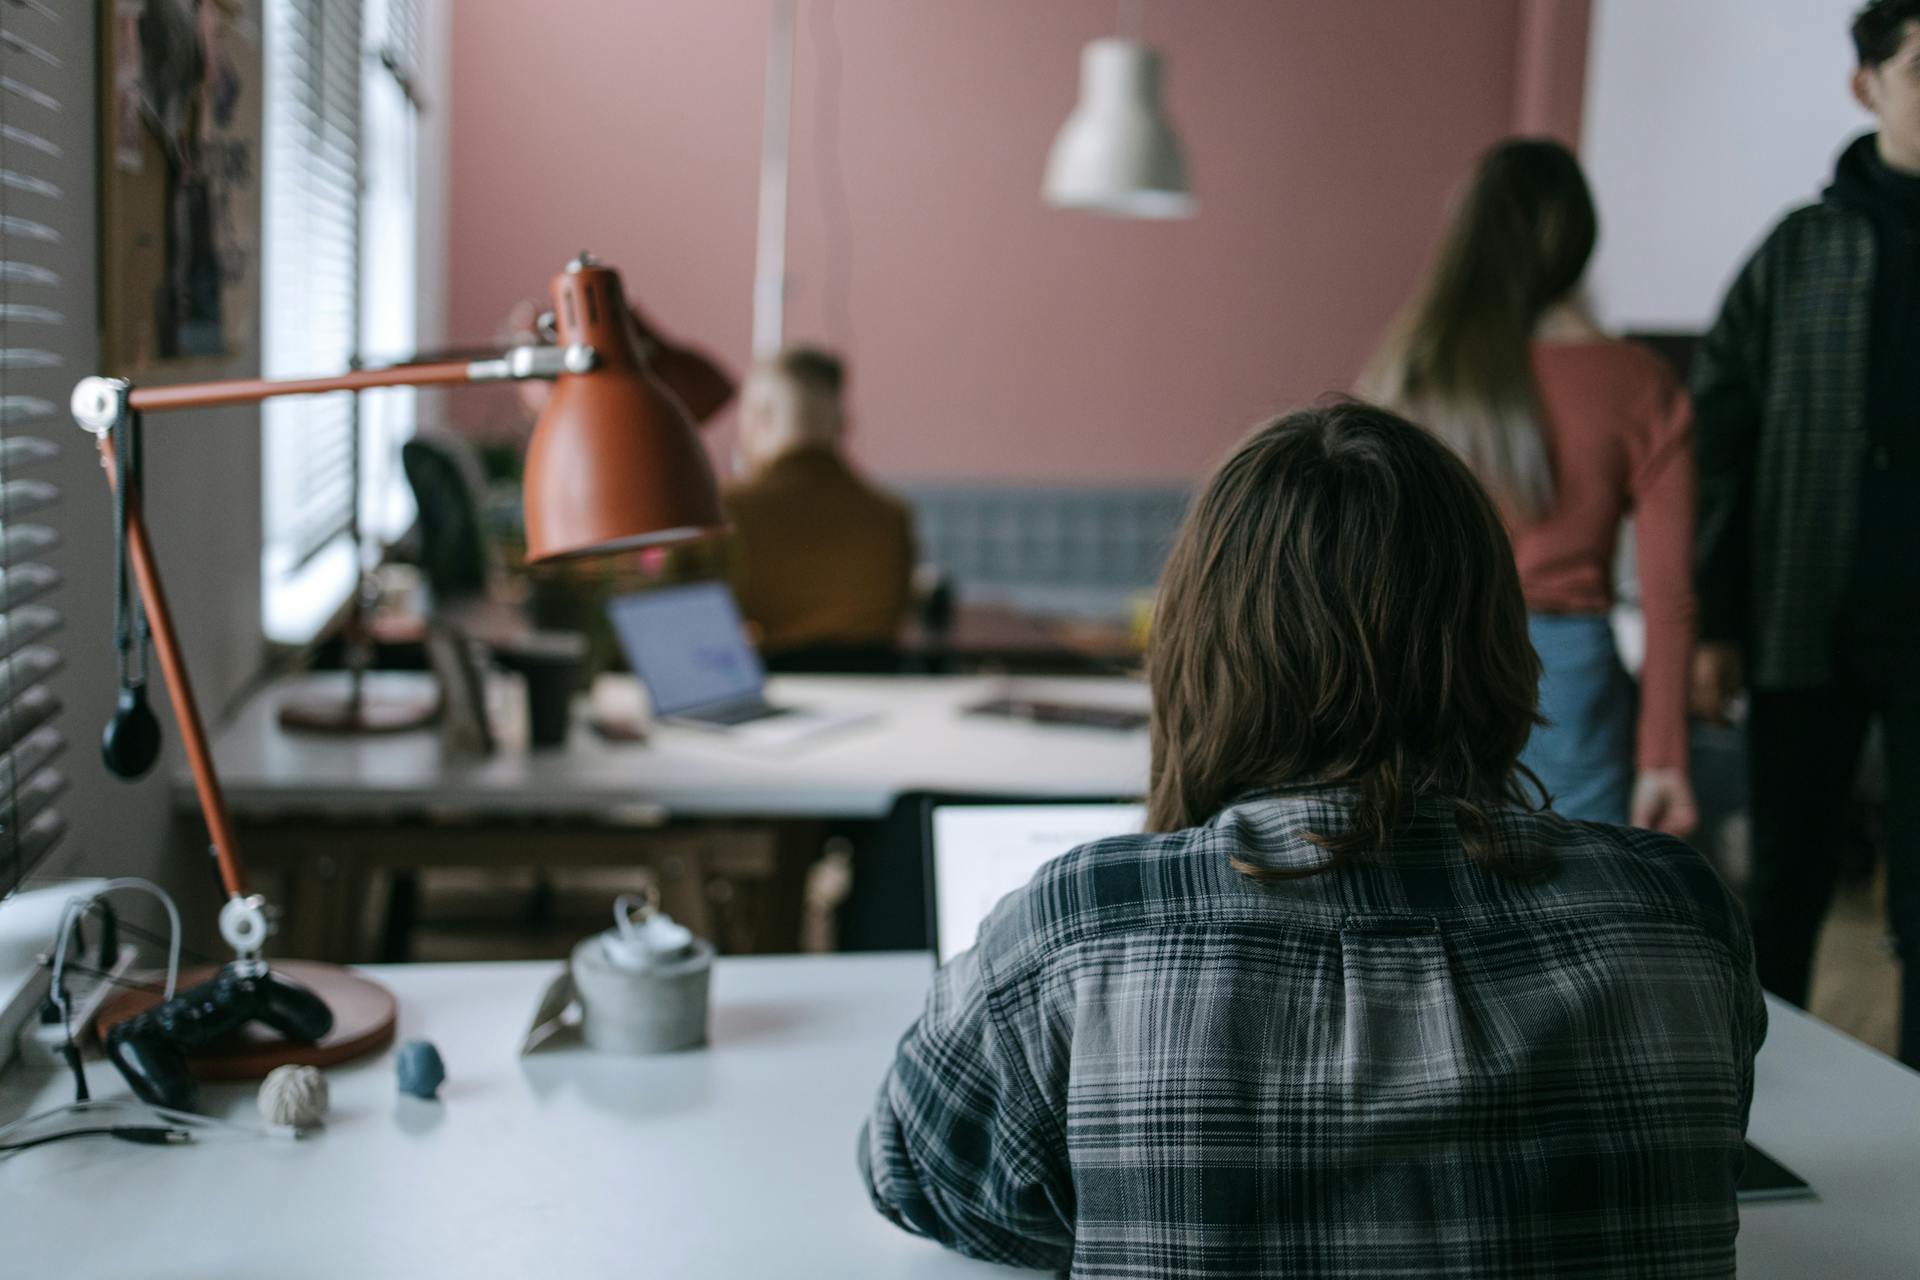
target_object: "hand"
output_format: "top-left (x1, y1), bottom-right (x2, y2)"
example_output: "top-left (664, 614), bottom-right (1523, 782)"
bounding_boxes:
top-left (1689, 642), bottom-right (1744, 725)
top-left (1631, 768), bottom-right (1699, 838)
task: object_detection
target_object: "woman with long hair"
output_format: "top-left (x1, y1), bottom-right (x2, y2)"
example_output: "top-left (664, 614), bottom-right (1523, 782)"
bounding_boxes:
top-left (1363, 138), bottom-right (1697, 834)
top-left (861, 404), bottom-right (1762, 1275)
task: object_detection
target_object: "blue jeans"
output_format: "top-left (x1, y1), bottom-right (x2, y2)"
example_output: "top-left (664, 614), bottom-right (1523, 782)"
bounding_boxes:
top-left (1521, 614), bottom-right (1635, 826)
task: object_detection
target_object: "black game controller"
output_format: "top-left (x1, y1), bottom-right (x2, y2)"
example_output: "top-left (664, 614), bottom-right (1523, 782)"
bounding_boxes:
top-left (105, 963), bottom-right (334, 1112)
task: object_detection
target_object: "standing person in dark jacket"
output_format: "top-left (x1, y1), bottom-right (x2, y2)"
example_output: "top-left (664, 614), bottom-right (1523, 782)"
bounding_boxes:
top-left (1691, 0), bottom-right (1920, 1068)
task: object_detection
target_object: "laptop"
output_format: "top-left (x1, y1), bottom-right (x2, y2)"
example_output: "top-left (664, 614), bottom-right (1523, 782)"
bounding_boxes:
top-left (923, 798), bottom-right (1143, 964)
top-left (606, 582), bottom-right (873, 738)
top-left (919, 798), bottom-right (1812, 1203)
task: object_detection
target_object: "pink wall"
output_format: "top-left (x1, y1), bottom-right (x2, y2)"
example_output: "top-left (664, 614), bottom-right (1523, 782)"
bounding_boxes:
top-left (1513, 0), bottom-right (1593, 146)
top-left (448, 1), bottom-right (1588, 483)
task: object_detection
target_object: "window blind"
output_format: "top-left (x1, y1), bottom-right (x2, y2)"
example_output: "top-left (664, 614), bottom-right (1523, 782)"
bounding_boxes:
top-left (376, 0), bottom-right (421, 103)
top-left (261, 0), bottom-right (365, 644)
top-left (358, 0), bottom-right (421, 551)
top-left (0, 0), bottom-right (70, 897)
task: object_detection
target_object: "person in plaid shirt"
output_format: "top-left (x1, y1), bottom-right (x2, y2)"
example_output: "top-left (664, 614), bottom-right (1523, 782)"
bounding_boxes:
top-left (861, 402), bottom-right (1766, 1277)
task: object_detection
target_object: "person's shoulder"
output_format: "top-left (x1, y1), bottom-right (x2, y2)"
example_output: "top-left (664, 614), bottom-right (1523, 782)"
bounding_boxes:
top-left (853, 473), bottom-right (910, 518)
top-left (848, 466), bottom-right (911, 517)
top-left (721, 468), bottom-right (776, 507)
top-left (719, 478), bottom-right (775, 532)
top-left (842, 468), bottom-right (916, 540)
top-left (1760, 197), bottom-right (1869, 258)
top-left (1779, 197), bottom-right (1840, 227)
top-left (1536, 339), bottom-right (1684, 426)
top-left (1525, 812), bottom-right (1751, 957)
top-left (1602, 339), bottom-right (1690, 425)
top-left (1569, 337), bottom-right (1682, 391)
top-left (973, 825), bottom-right (1209, 979)
top-left (725, 455), bottom-right (826, 520)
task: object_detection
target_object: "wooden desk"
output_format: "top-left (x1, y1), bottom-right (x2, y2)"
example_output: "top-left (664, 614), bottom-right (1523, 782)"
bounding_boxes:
top-left (2, 959), bottom-right (1913, 1278)
top-left (192, 672), bottom-right (1151, 959)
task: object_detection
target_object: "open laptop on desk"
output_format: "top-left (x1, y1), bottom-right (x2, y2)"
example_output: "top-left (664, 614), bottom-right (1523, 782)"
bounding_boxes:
top-left (607, 582), bottom-right (875, 741)
top-left (924, 798), bottom-right (1144, 965)
top-left (922, 798), bottom-right (1813, 1204)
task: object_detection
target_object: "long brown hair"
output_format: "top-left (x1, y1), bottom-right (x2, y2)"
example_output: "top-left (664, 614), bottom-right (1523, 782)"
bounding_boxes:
top-left (1360, 138), bottom-right (1597, 522)
top-left (1146, 401), bottom-right (1546, 874)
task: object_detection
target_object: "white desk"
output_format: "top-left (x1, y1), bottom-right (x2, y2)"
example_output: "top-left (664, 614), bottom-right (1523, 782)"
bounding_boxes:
top-left (1739, 999), bottom-right (1920, 1277)
top-left (2, 958), bottom-right (1915, 1278)
top-left (0, 955), bottom-right (1018, 1279)
top-left (204, 672), bottom-right (1152, 822)
top-left (192, 673), bottom-right (1153, 958)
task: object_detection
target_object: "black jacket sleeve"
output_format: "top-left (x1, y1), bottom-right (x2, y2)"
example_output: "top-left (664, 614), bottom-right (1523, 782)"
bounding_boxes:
top-left (1690, 228), bottom-right (1777, 646)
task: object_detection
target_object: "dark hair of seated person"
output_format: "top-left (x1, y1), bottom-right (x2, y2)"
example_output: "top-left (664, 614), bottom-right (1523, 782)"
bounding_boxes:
top-left (1146, 398), bottom-right (1548, 875)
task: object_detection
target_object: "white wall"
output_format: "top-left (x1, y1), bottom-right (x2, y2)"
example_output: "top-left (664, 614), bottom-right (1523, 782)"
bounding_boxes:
top-left (1582, 0), bottom-right (1871, 331)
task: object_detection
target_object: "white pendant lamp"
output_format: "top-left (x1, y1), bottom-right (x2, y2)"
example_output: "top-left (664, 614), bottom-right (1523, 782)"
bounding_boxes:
top-left (1044, 37), bottom-right (1194, 219)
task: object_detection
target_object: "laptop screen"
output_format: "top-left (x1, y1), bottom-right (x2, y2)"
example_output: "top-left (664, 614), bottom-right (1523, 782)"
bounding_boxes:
top-left (928, 802), bottom-right (1145, 964)
top-left (607, 582), bottom-right (767, 717)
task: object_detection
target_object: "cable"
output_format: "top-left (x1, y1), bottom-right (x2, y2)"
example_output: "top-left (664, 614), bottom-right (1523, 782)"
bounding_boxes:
top-left (42, 880), bottom-right (184, 1106)
top-left (40, 959), bottom-right (170, 998)
top-left (50, 950), bottom-right (87, 1104)
top-left (45, 897), bottom-right (100, 1102)
top-left (50, 878), bottom-right (182, 1003)
top-left (0, 1125), bottom-right (190, 1155)
top-left (105, 915), bottom-right (222, 968)
top-left (0, 1097), bottom-right (299, 1153)
top-left (112, 410), bottom-right (135, 693)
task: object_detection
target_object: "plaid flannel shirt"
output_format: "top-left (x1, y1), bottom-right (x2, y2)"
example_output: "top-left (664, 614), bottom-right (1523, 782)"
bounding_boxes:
top-left (1692, 192), bottom-right (1875, 687)
top-left (861, 790), bottom-right (1767, 1278)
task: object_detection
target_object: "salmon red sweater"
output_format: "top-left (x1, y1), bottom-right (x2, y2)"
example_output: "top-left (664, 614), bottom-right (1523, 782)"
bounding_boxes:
top-left (1521, 341), bottom-right (1697, 773)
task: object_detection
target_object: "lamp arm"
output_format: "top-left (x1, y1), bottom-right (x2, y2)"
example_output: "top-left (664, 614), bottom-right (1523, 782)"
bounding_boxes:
top-left (64, 340), bottom-right (593, 961)
top-left (70, 342), bottom-right (595, 425)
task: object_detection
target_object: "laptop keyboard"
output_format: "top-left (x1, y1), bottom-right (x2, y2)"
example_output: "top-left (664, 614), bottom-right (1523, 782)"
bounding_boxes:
top-left (696, 700), bottom-right (793, 726)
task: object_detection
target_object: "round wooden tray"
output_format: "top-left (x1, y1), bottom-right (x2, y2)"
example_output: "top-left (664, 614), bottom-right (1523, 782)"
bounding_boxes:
top-left (277, 683), bottom-right (441, 734)
top-left (95, 961), bottom-right (397, 1082)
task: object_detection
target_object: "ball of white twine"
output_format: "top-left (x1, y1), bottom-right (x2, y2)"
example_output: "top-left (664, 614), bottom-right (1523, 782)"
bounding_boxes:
top-left (258, 1064), bottom-right (329, 1129)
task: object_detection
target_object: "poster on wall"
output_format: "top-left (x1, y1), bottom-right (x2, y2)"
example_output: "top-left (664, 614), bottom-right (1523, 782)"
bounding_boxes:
top-left (100, 0), bottom-right (261, 373)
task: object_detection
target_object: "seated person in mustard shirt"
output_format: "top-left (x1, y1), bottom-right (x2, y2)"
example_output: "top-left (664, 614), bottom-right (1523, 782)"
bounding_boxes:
top-left (722, 348), bottom-right (915, 656)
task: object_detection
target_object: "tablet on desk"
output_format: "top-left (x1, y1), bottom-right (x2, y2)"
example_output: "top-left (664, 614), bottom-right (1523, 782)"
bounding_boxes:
top-left (965, 696), bottom-right (1149, 732)
top-left (1738, 1141), bottom-right (1814, 1202)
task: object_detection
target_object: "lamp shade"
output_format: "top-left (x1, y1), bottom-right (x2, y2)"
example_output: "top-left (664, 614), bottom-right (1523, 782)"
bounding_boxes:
top-left (522, 257), bottom-right (725, 561)
top-left (1043, 38), bottom-right (1194, 219)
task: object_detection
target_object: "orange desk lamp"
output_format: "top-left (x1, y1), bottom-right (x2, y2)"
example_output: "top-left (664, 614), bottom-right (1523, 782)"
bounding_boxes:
top-left (67, 255), bottom-right (721, 1053)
